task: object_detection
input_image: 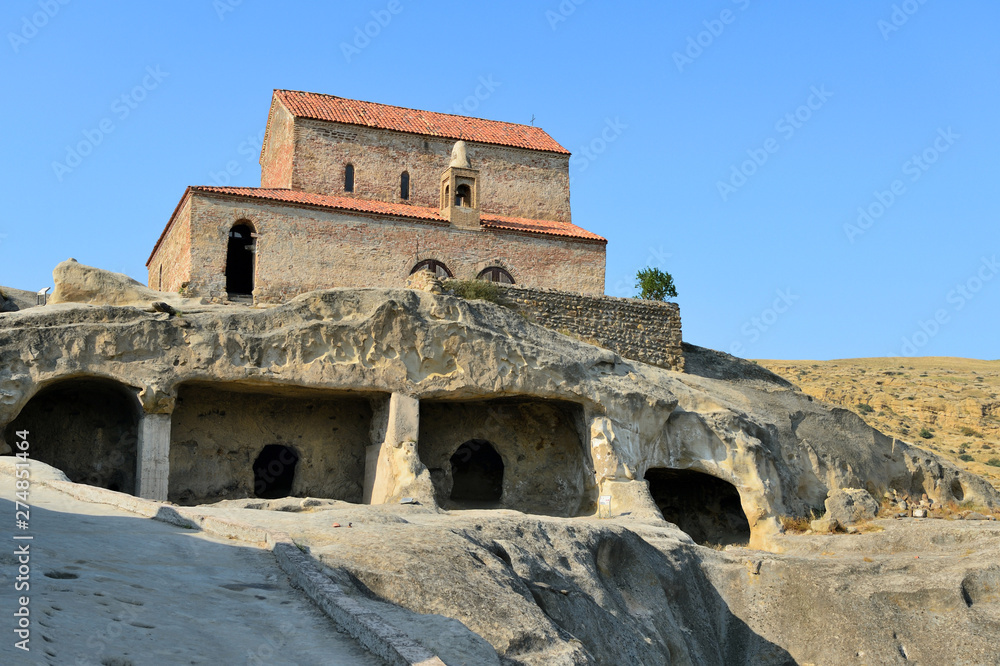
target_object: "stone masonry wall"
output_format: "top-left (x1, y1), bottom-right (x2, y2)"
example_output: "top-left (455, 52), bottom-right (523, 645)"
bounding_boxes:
top-left (260, 100), bottom-right (294, 189)
top-left (284, 118), bottom-right (573, 222)
top-left (147, 196), bottom-right (192, 293)
top-left (486, 283), bottom-right (684, 372)
top-left (182, 193), bottom-right (606, 302)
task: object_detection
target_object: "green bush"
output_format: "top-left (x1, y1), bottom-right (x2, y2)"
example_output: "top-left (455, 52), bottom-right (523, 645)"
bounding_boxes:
top-left (986, 458), bottom-right (1000, 468)
top-left (856, 403), bottom-right (874, 415)
top-left (959, 426), bottom-right (982, 437)
top-left (959, 454), bottom-right (975, 462)
top-left (918, 427), bottom-right (934, 439)
top-left (635, 267), bottom-right (677, 301)
top-left (449, 279), bottom-right (501, 303)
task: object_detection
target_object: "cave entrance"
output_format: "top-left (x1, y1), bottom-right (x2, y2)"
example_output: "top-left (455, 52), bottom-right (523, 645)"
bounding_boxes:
top-left (450, 439), bottom-right (504, 506)
top-left (253, 444), bottom-right (299, 499)
top-left (645, 467), bottom-right (751, 546)
top-left (3, 378), bottom-right (139, 494)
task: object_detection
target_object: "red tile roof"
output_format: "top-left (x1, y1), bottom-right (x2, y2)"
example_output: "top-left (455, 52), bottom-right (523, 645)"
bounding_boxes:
top-left (148, 186), bottom-right (604, 265)
top-left (272, 90), bottom-right (570, 155)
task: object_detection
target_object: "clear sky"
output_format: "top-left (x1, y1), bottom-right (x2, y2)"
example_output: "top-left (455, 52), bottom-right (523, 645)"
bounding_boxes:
top-left (2, 1), bottom-right (997, 361)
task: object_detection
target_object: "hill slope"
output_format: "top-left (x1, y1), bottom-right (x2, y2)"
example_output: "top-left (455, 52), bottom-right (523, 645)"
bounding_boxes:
top-left (756, 357), bottom-right (1000, 490)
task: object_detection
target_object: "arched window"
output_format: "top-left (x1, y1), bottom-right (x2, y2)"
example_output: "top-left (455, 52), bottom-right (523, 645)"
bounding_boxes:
top-left (400, 171), bottom-right (410, 200)
top-left (344, 163), bottom-right (355, 193)
top-left (410, 259), bottom-right (453, 278)
top-left (477, 266), bottom-right (514, 284)
top-left (226, 223), bottom-right (255, 297)
top-left (455, 184), bottom-right (471, 207)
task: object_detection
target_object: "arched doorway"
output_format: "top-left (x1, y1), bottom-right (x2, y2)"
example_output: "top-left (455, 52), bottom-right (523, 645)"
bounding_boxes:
top-left (226, 223), bottom-right (255, 297)
top-left (645, 467), bottom-right (750, 546)
top-left (4, 378), bottom-right (139, 494)
top-left (450, 439), bottom-right (503, 506)
top-left (252, 444), bottom-right (299, 499)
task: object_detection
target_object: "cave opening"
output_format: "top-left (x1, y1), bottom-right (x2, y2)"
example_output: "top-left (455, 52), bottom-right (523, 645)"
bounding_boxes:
top-left (3, 378), bottom-right (139, 495)
top-left (252, 444), bottom-right (299, 499)
top-left (645, 467), bottom-right (751, 546)
top-left (450, 439), bottom-right (504, 506)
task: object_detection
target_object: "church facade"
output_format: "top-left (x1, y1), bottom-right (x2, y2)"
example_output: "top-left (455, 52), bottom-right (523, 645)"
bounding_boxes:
top-left (147, 90), bottom-right (607, 303)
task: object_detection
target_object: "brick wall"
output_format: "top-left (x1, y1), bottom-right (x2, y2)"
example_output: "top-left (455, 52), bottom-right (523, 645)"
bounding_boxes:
top-left (280, 118), bottom-right (572, 222)
top-left (261, 101), bottom-right (294, 189)
top-left (482, 283), bottom-right (684, 372)
top-left (147, 196), bottom-right (192, 292)
top-left (178, 192), bottom-right (606, 302)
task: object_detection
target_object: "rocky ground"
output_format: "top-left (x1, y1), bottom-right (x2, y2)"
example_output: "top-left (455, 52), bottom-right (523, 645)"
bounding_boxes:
top-left (7, 471), bottom-right (999, 665)
top-left (756, 357), bottom-right (1000, 490)
top-left (0, 480), bottom-right (379, 665)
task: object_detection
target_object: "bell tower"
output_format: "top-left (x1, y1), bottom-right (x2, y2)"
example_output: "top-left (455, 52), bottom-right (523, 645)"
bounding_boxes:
top-left (440, 140), bottom-right (480, 230)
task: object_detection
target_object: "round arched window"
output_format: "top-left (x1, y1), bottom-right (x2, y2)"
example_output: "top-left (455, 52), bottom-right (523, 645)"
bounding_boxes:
top-left (410, 259), bottom-right (453, 278)
top-left (477, 266), bottom-right (514, 284)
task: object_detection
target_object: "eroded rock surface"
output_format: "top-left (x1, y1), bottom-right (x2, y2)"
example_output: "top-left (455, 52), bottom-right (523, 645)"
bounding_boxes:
top-left (3, 262), bottom-right (1000, 664)
top-left (1, 265), bottom-right (998, 548)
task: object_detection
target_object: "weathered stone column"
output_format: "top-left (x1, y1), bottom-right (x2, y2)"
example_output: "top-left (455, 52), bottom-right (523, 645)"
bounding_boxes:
top-left (136, 412), bottom-right (171, 501)
top-left (364, 393), bottom-right (434, 505)
top-left (589, 415), bottom-right (662, 520)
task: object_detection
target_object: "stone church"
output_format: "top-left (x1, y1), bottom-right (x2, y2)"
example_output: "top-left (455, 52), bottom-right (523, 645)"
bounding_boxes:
top-left (147, 90), bottom-right (607, 302)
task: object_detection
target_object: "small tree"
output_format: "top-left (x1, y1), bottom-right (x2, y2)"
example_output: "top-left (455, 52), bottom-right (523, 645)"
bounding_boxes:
top-left (635, 267), bottom-right (677, 301)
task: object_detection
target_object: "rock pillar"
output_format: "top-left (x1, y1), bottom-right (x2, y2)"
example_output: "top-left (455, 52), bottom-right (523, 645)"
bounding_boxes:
top-left (136, 412), bottom-right (171, 501)
top-left (364, 393), bottom-right (434, 505)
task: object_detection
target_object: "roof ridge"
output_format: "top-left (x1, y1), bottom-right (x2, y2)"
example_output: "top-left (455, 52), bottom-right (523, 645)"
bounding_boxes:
top-left (275, 89), bottom-right (547, 132)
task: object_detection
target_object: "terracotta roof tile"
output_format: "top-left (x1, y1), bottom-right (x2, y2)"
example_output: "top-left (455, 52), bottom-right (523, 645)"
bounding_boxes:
top-left (146, 187), bottom-right (605, 265)
top-left (190, 187), bottom-right (604, 242)
top-left (273, 90), bottom-right (570, 155)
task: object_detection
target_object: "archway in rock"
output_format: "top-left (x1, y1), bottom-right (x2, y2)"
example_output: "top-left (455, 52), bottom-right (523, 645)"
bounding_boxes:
top-left (168, 383), bottom-right (376, 505)
top-left (450, 439), bottom-right (504, 506)
top-left (4, 378), bottom-right (139, 494)
top-left (645, 467), bottom-right (751, 546)
top-left (252, 444), bottom-right (299, 499)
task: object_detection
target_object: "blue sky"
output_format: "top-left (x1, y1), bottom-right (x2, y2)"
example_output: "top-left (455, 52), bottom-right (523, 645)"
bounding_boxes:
top-left (2, 1), bottom-right (997, 360)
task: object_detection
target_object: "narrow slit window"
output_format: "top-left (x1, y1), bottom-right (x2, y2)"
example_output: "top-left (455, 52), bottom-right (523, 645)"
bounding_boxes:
top-left (344, 163), bottom-right (355, 193)
top-left (400, 171), bottom-right (410, 200)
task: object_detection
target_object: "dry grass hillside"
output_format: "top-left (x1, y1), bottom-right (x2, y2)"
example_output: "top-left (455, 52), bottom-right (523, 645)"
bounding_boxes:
top-left (755, 357), bottom-right (1000, 490)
